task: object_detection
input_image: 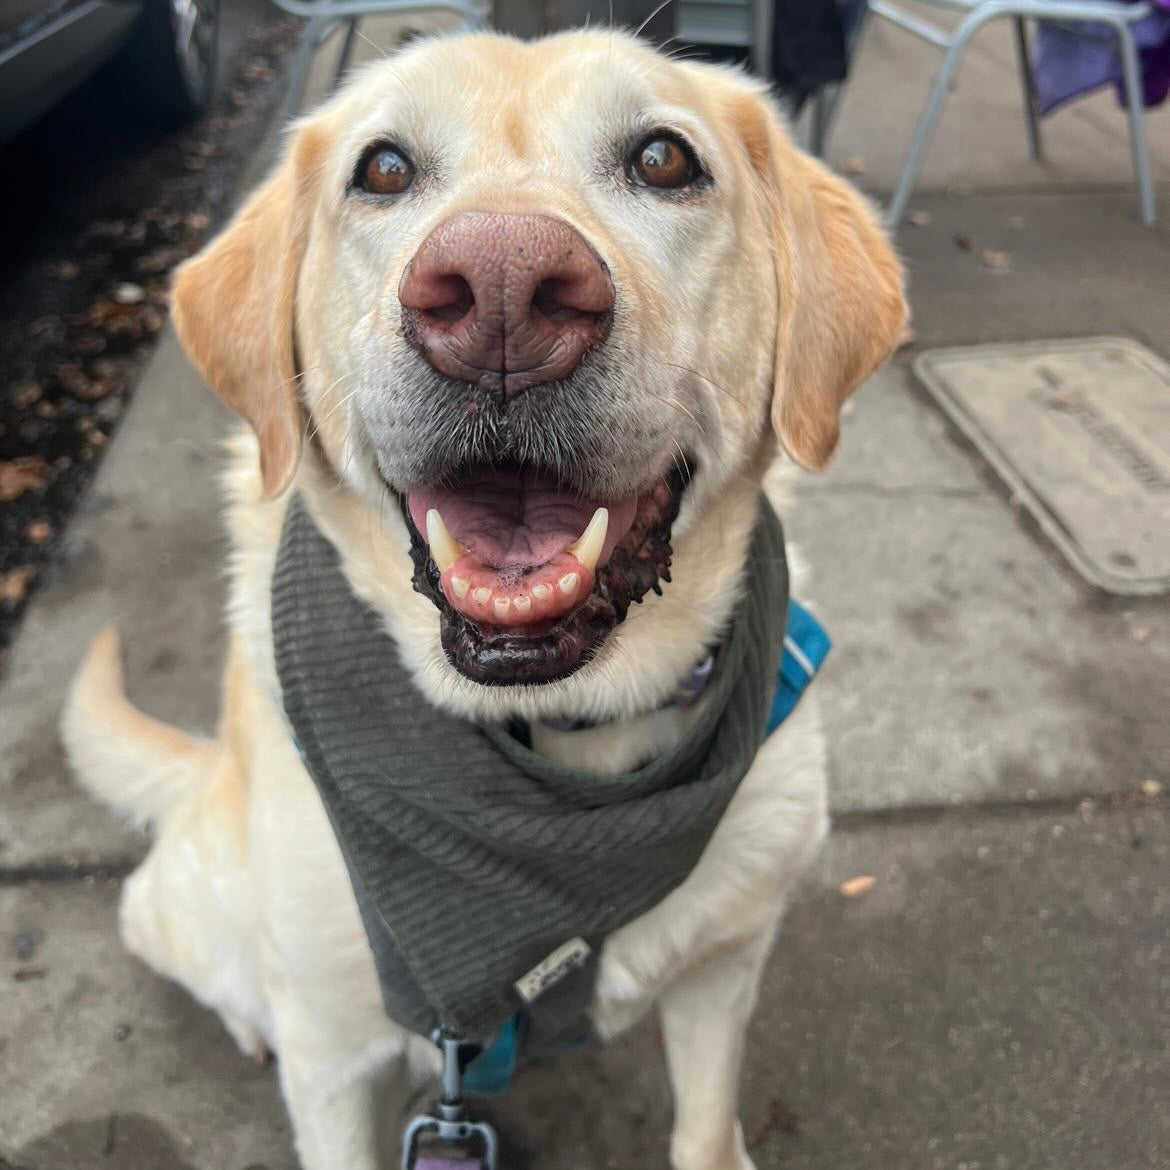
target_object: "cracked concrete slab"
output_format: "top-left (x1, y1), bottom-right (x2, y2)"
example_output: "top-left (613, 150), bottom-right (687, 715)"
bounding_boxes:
top-left (790, 363), bottom-right (1170, 812)
top-left (5, 802), bottom-right (1166, 1169)
top-left (0, 330), bottom-right (230, 871)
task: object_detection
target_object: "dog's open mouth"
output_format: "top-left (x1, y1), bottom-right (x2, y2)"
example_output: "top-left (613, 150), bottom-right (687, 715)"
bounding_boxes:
top-left (400, 461), bottom-right (687, 685)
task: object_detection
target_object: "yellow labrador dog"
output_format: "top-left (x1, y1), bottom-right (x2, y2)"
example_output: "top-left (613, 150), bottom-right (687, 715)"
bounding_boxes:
top-left (63, 29), bottom-right (904, 1170)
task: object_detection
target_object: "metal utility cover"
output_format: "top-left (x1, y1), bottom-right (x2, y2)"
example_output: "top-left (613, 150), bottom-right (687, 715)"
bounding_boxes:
top-left (915, 338), bottom-right (1170, 595)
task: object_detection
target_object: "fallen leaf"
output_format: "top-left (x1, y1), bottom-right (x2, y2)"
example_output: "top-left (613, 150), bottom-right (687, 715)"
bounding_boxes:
top-left (955, 233), bottom-right (976, 252)
top-left (77, 378), bottom-right (117, 401)
top-left (979, 248), bottom-right (1010, 270)
top-left (0, 457), bottom-right (49, 501)
top-left (113, 282), bottom-right (146, 305)
top-left (907, 209), bottom-right (932, 227)
top-left (69, 333), bottom-right (107, 357)
top-left (841, 156), bottom-right (866, 176)
top-left (1142, 779), bottom-right (1163, 797)
top-left (839, 874), bottom-right (877, 897)
top-left (1, 566), bottom-right (38, 604)
top-left (9, 381), bottom-right (41, 409)
top-left (25, 520), bottom-right (53, 543)
top-left (55, 363), bottom-right (91, 395)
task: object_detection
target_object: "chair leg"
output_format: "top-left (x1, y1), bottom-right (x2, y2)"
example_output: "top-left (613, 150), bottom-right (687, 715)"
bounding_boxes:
top-left (1012, 16), bottom-right (1043, 162)
top-left (810, 87), bottom-right (833, 157)
top-left (885, 10), bottom-right (993, 229)
top-left (1110, 16), bottom-right (1156, 225)
top-left (333, 17), bottom-right (360, 89)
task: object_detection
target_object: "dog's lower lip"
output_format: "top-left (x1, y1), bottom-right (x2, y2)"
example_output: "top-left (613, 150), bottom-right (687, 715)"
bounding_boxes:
top-left (397, 461), bottom-right (689, 685)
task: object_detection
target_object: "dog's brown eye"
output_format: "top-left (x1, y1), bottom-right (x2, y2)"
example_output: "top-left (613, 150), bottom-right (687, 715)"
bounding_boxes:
top-left (357, 144), bottom-right (415, 196)
top-left (630, 135), bottom-right (697, 190)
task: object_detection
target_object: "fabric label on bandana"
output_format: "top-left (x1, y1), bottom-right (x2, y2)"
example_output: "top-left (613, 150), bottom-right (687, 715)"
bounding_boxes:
top-left (514, 937), bottom-right (592, 1004)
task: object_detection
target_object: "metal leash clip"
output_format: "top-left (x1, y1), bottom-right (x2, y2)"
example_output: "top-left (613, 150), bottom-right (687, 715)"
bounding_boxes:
top-left (401, 1028), bottom-right (500, 1170)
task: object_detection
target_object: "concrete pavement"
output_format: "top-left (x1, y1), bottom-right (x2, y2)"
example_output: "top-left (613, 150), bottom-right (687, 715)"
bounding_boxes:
top-left (2, 13), bottom-right (1167, 1170)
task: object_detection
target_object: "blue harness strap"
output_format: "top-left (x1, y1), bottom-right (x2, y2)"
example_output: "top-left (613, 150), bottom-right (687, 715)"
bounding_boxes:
top-left (463, 598), bottom-right (831, 1098)
top-left (767, 599), bottom-right (832, 735)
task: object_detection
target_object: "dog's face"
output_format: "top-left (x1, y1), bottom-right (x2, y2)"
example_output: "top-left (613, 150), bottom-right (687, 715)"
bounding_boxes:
top-left (173, 31), bottom-right (904, 699)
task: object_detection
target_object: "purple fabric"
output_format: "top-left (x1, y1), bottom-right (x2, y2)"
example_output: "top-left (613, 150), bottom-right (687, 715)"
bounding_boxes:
top-left (1031, 3), bottom-right (1170, 115)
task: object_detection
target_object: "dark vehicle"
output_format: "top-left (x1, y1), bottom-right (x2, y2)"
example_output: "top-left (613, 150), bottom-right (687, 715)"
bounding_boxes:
top-left (0, 0), bottom-right (220, 143)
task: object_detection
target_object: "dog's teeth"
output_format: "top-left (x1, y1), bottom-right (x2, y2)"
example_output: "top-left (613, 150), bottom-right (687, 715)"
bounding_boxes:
top-left (426, 509), bottom-right (467, 574)
top-left (558, 572), bottom-right (579, 597)
top-left (493, 596), bottom-right (511, 618)
top-left (566, 507), bottom-right (608, 574)
top-left (514, 595), bottom-right (532, 616)
top-left (450, 576), bottom-right (470, 599)
top-left (532, 583), bottom-right (552, 602)
top-left (473, 587), bottom-right (492, 606)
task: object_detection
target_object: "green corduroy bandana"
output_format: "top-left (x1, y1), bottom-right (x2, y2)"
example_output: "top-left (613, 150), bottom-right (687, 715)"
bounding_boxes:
top-left (272, 494), bottom-right (789, 1049)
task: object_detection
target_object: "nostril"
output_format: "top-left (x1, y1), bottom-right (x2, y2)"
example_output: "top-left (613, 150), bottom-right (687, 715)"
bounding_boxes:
top-left (532, 279), bottom-right (587, 323)
top-left (532, 278), bottom-right (610, 325)
top-left (423, 274), bottom-right (474, 323)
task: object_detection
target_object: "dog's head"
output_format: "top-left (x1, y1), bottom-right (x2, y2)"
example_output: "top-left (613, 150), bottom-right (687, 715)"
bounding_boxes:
top-left (173, 31), bottom-right (904, 710)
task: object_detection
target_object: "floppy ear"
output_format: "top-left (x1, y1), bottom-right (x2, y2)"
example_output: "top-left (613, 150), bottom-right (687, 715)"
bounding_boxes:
top-left (171, 123), bottom-right (327, 498)
top-left (737, 95), bottom-right (907, 470)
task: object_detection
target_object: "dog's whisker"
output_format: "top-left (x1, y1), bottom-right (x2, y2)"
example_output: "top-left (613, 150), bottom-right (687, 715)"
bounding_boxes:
top-left (663, 362), bottom-right (751, 410)
top-left (353, 25), bottom-right (390, 60)
top-left (635, 0), bottom-right (677, 38)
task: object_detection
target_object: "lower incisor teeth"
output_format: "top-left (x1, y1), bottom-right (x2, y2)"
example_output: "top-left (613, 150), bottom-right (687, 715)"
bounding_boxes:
top-left (559, 572), bottom-right (579, 597)
top-left (514, 596), bottom-right (532, 615)
top-left (451, 576), bottom-right (469, 599)
top-left (493, 596), bottom-right (510, 618)
top-left (473, 587), bottom-right (492, 606)
top-left (532, 583), bottom-right (552, 602)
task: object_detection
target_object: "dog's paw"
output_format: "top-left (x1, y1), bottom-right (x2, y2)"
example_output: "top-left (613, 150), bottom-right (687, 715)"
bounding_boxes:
top-left (223, 1012), bottom-right (271, 1065)
top-left (671, 1125), bottom-right (757, 1170)
top-left (591, 957), bottom-right (657, 1039)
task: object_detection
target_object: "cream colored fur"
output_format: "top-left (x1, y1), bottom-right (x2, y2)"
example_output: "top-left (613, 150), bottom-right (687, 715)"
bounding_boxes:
top-left (62, 29), bottom-right (905, 1170)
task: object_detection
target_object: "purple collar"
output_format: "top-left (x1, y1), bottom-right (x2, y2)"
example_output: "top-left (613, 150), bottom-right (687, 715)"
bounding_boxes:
top-left (540, 653), bottom-right (716, 733)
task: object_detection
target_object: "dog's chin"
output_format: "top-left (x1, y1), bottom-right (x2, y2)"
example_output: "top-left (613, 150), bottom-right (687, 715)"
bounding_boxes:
top-left (398, 461), bottom-right (688, 686)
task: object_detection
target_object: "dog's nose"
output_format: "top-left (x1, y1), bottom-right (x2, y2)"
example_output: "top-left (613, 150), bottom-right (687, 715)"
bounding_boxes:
top-left (399, 212), bottom-right (614, 395)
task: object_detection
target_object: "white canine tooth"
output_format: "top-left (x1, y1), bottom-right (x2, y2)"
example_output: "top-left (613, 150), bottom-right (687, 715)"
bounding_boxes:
top-left (566, 507), bottom-right (609, 574)
top-left (532, 583), bottom-right (552, 602)
top-left (473, 587), bottom-right (492, 606)
top-left (559, 572), bottom-right (580, 597)
top-left (514, 595), bottom-right (532, 615)
top-left (451, 576), bottom-right (470, 599)
top-left (426, 509), bottom-right (467, 574)
top-left (493, 596), bottom-right (511, 618)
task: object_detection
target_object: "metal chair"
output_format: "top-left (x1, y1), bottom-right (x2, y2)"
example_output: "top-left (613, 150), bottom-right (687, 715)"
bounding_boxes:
top-left (267, 0), bottom-right (492, 118)
top-left (865, 0), bottom-right (1156, 227)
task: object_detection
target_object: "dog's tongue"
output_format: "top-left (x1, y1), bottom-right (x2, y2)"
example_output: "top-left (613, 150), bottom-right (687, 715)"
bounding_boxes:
top-left (408, 465), bottom-right (637, 627)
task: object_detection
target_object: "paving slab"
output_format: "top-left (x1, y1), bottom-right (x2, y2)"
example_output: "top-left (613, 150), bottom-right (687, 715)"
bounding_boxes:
top-left (0, 330), bottom-right (230, 871)
top-left (887, 189), bottom-right (1170, 351)
top-left (5, 802), bottom-right (1166, 1169)
top-left (820, 0), bottom-right (1170, 195)
top-left (790, 362), bottom-right (1170, 812)
top-left (0, 877), bottom-right (292, 1169)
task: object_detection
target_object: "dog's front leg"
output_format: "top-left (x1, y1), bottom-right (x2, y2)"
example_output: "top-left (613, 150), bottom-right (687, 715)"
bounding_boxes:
top-left (658, 929), bottom-right (774, 1170)
top-left (273, 1018), bottom-right (414, 1170)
